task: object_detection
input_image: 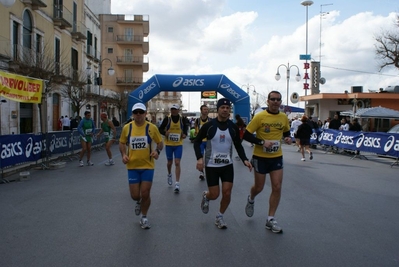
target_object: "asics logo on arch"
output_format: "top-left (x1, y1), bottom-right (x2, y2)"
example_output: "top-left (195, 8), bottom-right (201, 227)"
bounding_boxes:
top-left (172, 77), bottom-right (205, 87)
top-left (220, 83), bottom-right (241, 99)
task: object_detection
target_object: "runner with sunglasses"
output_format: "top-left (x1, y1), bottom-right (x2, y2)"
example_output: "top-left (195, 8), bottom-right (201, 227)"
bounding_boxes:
top-left (242, 91), bottom-right (292, 234)
top-left (119, 103), bottom-right (164, 229)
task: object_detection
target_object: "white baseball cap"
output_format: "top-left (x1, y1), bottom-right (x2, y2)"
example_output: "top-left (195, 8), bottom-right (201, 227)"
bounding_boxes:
top-left (171, 104), bottom-right (180, 110)
top-left (132, 103), bottom-right (146, 112)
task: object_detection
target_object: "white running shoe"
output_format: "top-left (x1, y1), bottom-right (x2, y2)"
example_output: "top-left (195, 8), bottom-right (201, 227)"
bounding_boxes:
top-left (167, 174), bottom-right (172, 186)
top-left (174, 183), bottom-right (180, 193)
top-left (105, 159), bottom-right (114, 166)
top-left (245, 195), bottom-right (254, 217)
top-left (140, 217), bottom-right (151, 229)
top-left (79, 160), bottom-right (84, 167)
top-left (265, 218), bottom-right (283, 233)
top-left (201, 191), bottom-right (209, 214)
top-left (215, 216), bottom-right (227, 229)
top-left (87, 160), bottom-right (94, 166)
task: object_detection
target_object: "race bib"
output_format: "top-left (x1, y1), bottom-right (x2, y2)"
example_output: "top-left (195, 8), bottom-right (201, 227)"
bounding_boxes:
top-left (212, 153), bottom-right (231, 165)
top-left (130, 136), bottom-right (148, 150)
top-left (168, 133), bottom-right (180, 142)
top-left (263, 140), bottom-right (280, 153)
top-left (85, 129), bottom-right (92, 135)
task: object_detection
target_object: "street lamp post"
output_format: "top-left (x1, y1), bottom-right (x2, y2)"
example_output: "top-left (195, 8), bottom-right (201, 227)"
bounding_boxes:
top-left (241, 84), bottom-right (257, 112)
top-left (301, 0), bottom-right (313, 98)
top-left (275, 63), bottom-right (301, 107)
top-left (87, 58), bottom-right (115, 124)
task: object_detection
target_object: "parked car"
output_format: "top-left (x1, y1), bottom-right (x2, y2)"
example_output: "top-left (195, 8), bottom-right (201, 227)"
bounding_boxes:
top-left (387, 124), bottom-right (399, 134)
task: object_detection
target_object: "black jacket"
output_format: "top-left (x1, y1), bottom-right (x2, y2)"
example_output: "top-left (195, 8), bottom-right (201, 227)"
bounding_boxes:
top-left (296, 122), bottom-right (313, 139)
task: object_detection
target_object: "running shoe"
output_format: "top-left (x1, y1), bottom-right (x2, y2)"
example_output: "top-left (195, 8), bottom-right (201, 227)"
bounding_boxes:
top-left (245, 195), bottom-right (254, 217)
top-left (140, 217), bottom-right (151, 229)
top-left (135, 200), bottom-right (141, 216)
top-left (87, 160), bottom-right (94, 166)
top-left (309, 152), bottom-right (313, 160)
top-left (199, 172), bottom-right (205, 181)
top-left (215, 216), bottom-right (227, 229)
top-left (167, 174), bottom-right (172, 185)
top-left (79, 160), bottom-right (84, 167)
top-left (174, 183), bottom-right (180, 193)
top-left (201, 191), bottom-right (209, 214)
top-left (105, 159), bottom-right (115, 166)
top-left (301, 158), bottom-right (306, 161)
top-left (265, 218), bottom-right (283, 233)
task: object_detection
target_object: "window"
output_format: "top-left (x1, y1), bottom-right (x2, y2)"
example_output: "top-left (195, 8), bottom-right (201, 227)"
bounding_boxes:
top-left (12, 21), bottom-right (19, 60)
top-left (71, 48), bottom-right (78, 80)
top-left (107, 48), bottom-right (113, 54)
top-left (23, 10), bottom-right (33, 51)
top-left (108, 27), bottom-right (113, 33)
top-left (55, 37), bottom-right (60, 74)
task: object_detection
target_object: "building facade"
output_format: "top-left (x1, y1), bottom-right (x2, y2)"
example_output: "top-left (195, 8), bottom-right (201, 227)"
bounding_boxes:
top-left (0, 0), bottom-right (153, 133)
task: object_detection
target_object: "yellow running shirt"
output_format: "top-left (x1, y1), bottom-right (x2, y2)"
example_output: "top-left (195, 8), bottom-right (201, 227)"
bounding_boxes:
top-left (164, 116), bottom-right (184, 146)
top-left (246, 110), bottom-right (290, 158)
top-left (119, 121), bottom-right (163, 169)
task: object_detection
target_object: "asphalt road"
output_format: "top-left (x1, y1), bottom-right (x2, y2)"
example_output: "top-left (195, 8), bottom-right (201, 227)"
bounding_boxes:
top-left (1, 138), bottom-right (398, 267)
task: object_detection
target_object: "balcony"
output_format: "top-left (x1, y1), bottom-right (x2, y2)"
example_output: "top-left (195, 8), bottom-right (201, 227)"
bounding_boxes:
top-left (115, 15), bottom-right (149, 35)
top-left (116, 56), bottom-right (149, 71)
top-left (93, 49), bottom-right (100, 62)
top-left (71, 21), bottom-right (87, 41)
top-left (116, 76), bottom-right (143, 86)
top-left (21, 0), bottom-right (47, 10)
top-left (52, 4), bottom-right (73, 29)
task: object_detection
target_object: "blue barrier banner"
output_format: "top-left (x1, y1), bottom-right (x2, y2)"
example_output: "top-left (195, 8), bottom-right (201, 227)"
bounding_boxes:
top-left (290, 128), bottom-right (321, 145)
top-left (47, 131), bottom-right (73, 155)
top-left (319, 129), bottom-right (399, 157)
top-left (0, 134), bottom-right (43, 168)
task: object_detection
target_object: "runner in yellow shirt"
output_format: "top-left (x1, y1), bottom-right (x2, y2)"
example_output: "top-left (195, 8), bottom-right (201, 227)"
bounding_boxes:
top-left (242, 91), bottom-right (292, 234)
top-left (158, 104), bottom-right (188, 193)
top-left (119, 103), bottom-right (164, 229)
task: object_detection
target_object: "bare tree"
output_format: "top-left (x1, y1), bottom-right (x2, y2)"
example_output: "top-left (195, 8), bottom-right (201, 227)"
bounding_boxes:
top-left (59, 70), bottom-right (92, 117)
top-left (375, 14), bottom-right (399, 70)
top-left (108, 91), bottom-right (129, 122)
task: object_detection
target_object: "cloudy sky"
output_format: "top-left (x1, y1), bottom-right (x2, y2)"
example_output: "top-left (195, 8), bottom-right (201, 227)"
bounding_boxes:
top-left (111, 0), bottom-right (399, 112)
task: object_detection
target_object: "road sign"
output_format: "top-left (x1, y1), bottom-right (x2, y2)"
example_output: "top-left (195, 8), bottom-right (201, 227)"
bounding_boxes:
top-left (300, 54), bottom-right (311, 60)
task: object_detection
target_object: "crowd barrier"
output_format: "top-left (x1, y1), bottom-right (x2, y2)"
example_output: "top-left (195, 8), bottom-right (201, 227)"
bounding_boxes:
top-left (0, 127), bottom-right (122, 173)
top-left (290, 128), bottom-right (399, 159)
top-left (2, 127), bottom-right (398, 174)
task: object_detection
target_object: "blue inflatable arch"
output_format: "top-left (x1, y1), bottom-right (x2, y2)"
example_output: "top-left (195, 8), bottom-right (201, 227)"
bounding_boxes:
top-left (127, 74), bottom-right (251, 122)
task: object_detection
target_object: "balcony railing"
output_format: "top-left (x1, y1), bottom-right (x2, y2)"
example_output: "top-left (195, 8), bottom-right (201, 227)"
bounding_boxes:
top-left (116, 14), bottom-right (149, 22)
top-left (71, 21), bottom-right (87, 40)
top-left (21, 0), bottom-right (47, 10)
top-left (52, 4), bottom-right (73, 29)
top-left (116, 56), bottom-right (148, 64)
top-left (116, 35), bottom-right (148, 43)
top-left (0, 36), bottom-right (11, 60)
top-left (116, 76), bottom-right (143, 85)
top-left (86, 45), bottom-right (95, 58)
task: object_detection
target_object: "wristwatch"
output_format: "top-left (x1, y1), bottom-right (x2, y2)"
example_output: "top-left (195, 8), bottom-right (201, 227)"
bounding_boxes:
top-left (260, 140), bottom-right (264, 145)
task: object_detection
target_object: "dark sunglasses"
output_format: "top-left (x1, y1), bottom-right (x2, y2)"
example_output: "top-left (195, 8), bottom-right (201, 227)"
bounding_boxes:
top-left (269, 98), bottom-right (282, 102)
top-left (133, 109), bottom-right (145, 114)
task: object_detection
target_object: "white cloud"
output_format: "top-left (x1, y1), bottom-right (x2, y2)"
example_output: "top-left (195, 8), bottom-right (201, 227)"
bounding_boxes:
top-left (111, 1), bottom-right (399, 111)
